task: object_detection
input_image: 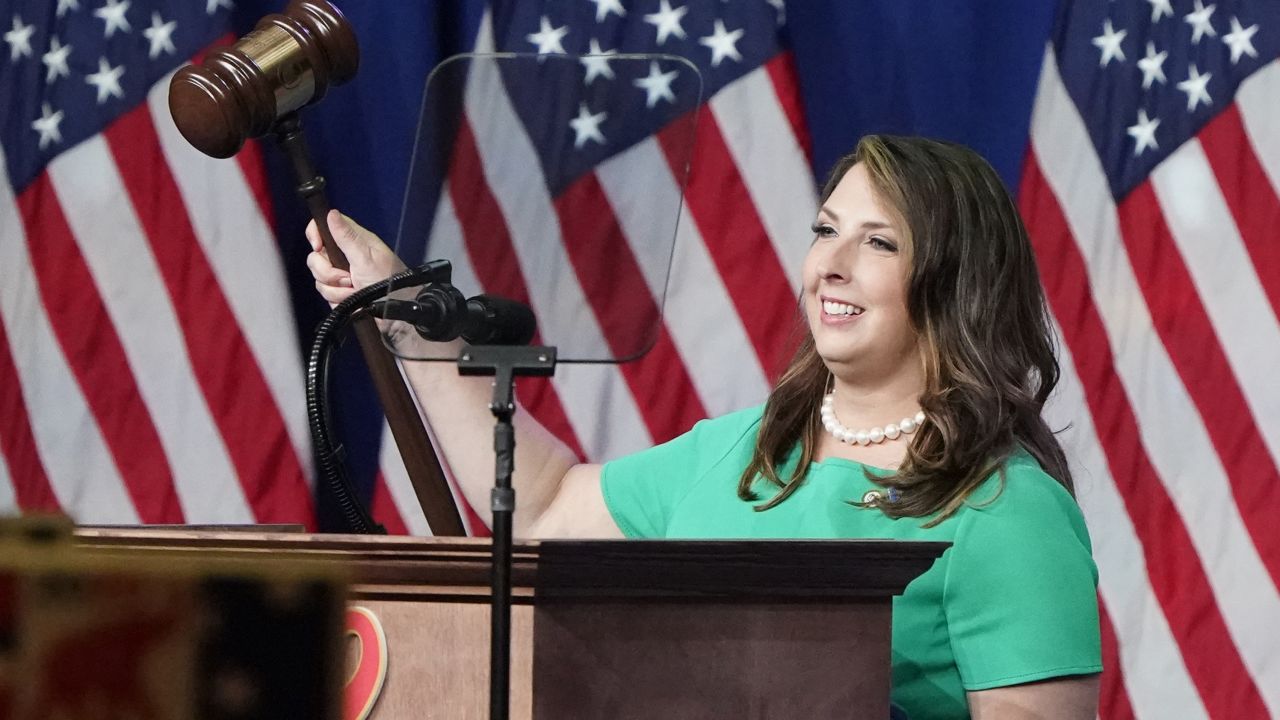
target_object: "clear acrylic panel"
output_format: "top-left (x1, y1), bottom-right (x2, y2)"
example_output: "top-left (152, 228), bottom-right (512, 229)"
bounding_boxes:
top-left (383, 52), bottom-right (702, 363)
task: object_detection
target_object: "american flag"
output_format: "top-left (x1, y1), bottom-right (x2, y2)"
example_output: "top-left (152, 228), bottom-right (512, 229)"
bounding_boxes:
top-left (4, 0), bottom-right (1280, 717)
top-left (1021, 0), bottom-right (1280, 717)
top-left (0, 0), bottom-right (316, 528)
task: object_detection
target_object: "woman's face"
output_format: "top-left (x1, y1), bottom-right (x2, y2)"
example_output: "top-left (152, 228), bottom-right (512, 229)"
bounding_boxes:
top-left (802, 163), bottom-right (920, 379)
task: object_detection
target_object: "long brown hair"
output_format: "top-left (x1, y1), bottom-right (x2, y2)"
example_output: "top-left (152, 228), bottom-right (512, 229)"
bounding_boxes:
top-left (738, 135), bottom-right (1072, 524)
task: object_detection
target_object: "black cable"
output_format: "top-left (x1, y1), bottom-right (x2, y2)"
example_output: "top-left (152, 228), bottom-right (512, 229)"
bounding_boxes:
top-left (305, 263), bottom-right (450, 534)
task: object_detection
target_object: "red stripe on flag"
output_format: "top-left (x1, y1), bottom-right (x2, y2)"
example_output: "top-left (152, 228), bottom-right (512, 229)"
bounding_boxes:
top-left (553, 173), bottom-right (708, 443)
top-left (449, 118), bottom-right (587, 461)
top-left (15, 175), bottom-right (185, 524)
top-left (1097, 598), bottom-right (1135, 720)
top-left (464, 502), bottom-right (490, 537)
top-left (1020, 156), bottom-right (1268, 718)
top-left (1116, 182), bottom-right (1280, 587)
top-left (1198, 104), bottom-right (1280, 320)
top-left (764, 52), bottom-right (813, 161)
top-left (0, 319), bottom-right (60, 512)
top-left (104, 107), bottom-right (316, 527)
top-left (658, 113), bottom-right (799, 380)
top-left (370, 472), bottom-right (409, 536)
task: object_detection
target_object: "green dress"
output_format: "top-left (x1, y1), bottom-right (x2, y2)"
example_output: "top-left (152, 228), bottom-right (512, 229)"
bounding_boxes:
top-left (601, 405), bottom-right (1102, 720)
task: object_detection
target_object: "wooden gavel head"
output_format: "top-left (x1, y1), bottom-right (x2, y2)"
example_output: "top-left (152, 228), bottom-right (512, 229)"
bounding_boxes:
top-left (169, 0), bottom-right (358, 158)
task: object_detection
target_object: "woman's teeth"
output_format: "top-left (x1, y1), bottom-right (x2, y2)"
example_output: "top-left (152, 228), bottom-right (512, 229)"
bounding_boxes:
top-left (823, 300), bottom-right (864, 316)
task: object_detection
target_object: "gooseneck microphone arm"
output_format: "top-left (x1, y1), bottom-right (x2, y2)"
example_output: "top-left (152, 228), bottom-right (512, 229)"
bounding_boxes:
top-left (307, 261), bottom-right (457, 534)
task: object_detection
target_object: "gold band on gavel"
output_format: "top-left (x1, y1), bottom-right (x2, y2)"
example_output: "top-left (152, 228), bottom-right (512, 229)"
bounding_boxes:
top-left (168, 0), bottom-right (357, 158)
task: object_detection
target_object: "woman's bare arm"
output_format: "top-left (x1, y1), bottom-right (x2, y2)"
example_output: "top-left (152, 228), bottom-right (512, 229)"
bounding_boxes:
top-left (967, 675), bottom-right (1099, 720)
top-left (306, 211), bottom-right (620, 538)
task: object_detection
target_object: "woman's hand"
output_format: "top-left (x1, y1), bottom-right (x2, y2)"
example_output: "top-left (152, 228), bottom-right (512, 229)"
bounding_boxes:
top-left (305, 210), bottom-right (407, 307)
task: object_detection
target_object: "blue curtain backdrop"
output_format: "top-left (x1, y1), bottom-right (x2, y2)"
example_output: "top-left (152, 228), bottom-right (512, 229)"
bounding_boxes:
top-left (235, 0), bottom-right (1058, 527)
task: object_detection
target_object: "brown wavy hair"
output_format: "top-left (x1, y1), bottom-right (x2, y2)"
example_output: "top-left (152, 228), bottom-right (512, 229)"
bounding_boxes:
top-left (737, 135), bottom-right (1073, 524)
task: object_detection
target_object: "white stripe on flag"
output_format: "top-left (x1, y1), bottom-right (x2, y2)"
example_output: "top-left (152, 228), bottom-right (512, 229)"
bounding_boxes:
top-left (0, 153), bottom-right (140, 524)
top-left (1031, 48), bottom-right (1280, 713)
top-left (1046, 322), bottom-right (1209, 720)
top-left (1151, 140), bottom-right (1280, 463)
top-left (466, 17), bottom-right (652, 460)
top-left (1236, 60), bottom-right (1280, 197)
top-left (594, 138), bottom-right (770, 417)
top-left (0, 447), bottom-right (15, 514)
top-left (47, 138), bottom-right (253, 523)
top-left (711, 65), bottom-right (816, 289)
top-left (147, 81), bottom-right (313, 479)
top-left (377, 421), bottom-right (432, 536)
top-left (428, 181), bottom-right (484, 294)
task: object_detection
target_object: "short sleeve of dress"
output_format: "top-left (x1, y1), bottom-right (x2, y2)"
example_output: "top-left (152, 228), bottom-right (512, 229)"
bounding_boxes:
top-left (600, 406), bottom-right (762, 538)
top-left (943, 459), bottom-right (1103, 690)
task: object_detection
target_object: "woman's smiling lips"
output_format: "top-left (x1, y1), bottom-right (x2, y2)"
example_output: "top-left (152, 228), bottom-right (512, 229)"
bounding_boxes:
top-left (820, 295), bottom-right (865, 325)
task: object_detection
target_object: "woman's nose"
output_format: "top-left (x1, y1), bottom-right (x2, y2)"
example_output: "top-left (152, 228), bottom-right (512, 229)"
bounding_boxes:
top-left (816, 242), bottom-right (854, 281)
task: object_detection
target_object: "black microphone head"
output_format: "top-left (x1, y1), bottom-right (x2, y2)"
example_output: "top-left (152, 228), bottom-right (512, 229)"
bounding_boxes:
top-left (462, 295), bottom-right (537, 345)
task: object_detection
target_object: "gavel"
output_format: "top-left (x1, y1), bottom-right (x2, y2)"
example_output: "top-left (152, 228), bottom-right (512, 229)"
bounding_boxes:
top-left (169, 0), bottom-right (464, 536)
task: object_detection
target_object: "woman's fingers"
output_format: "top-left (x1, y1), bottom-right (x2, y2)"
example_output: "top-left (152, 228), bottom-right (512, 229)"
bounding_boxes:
top-left (306, 250), bottom-right (353, 287)
top-left (304, 217), bottom-right (326, 254)
top-left (315, 280), bottom-right (355, 307)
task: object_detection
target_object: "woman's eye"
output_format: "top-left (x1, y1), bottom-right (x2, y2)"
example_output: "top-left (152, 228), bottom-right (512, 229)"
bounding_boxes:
top-left (868, 235), bottom-right (898, 252)
top-left (811, 223), bottom-right (837, 238)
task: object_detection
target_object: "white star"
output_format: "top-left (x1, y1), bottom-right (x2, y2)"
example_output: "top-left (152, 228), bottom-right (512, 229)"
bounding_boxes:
top-left (85, 56), bottom-right (125, 104)
top-left (31, 103), bottom-right (64, 150)
top-left (633, 61), bottom-right (678, 108)
top-left (57, 0), bottom-right (80, 18)
top-left (1176, 63), bottom-right (1212, 111)
top-left (1145, 0), bottom-right (1173, 23)
top-left (699, 19), bottom-right (744, 67)
top-left (1126, 108), bottom-right (1160, 156)
top-left (142, 12), bottom-right (176, 59)
top-left (42, 37), bottom-right (72, 83)
top-left (526, 16), bottom-right (568, 55)
top-left (1091, 20), bottom-right (1127, 67)
top-left (1136, 42), bottom-right (1167, 89)
top-left (588, 0), bottom-right (625, 23)
top-left (644, 0), bottom-right (687, 46)
top-left (206, 0), bottom-right (234, 14)
top-left (580, 39), bottom-right (616, 84)
top-left (1223, 16), bottom-right (1259, 64)
top-left (93, 0), bottom-right (132, 39)
top-left (1184, 0), bottom-right (1216, 45)
top-left (568, 103), bottom-right (607, 149)
top-left (4, 15), bottom-right (35, 62)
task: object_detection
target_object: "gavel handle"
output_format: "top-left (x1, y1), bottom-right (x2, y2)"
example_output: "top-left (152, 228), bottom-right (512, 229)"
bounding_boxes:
top-left (273, 114), bottom-right (465, 536)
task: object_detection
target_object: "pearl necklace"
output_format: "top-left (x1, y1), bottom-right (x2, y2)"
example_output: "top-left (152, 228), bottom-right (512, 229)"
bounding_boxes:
top-left (820, 393), bottom-right (926, 446)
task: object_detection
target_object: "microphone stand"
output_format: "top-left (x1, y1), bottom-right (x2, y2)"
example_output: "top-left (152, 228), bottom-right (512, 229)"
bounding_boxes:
top-left (318, 265), bottom-right (554, 715)
top-left (456, 345), bottom-right (556, 720)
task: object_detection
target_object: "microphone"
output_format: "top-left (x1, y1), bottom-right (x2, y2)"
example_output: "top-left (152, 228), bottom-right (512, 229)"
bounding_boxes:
top-left (461, 294), bottom-right (537, 345)
top-left (373, 288), bottom-right (536, 346)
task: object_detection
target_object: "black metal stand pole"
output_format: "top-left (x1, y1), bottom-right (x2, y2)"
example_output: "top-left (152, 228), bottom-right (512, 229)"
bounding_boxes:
top-left (457, 346), bottom-right (557, 720)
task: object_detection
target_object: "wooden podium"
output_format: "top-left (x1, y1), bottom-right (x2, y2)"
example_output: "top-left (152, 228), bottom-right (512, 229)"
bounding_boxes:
top-left (75, 529), bottom-right (946, 719)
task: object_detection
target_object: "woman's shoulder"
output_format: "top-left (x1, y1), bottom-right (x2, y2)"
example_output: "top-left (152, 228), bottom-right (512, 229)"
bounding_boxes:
top-left (604, 403), bottom-right (764, 478)
top-left (959, 449), bottom-right (1088, 536)
top-left (686, 403), bottom-right (765, 441)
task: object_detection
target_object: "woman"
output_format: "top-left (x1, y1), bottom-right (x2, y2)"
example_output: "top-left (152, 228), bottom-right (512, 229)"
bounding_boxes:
top-left (308, 135), bottom-right (1102, 719)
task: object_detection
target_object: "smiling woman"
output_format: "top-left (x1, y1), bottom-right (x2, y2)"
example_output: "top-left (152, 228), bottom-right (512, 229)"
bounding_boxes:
top-left (305, 135), bottom-right (1102, 720)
